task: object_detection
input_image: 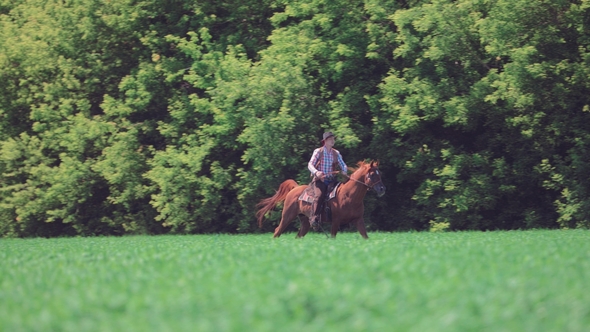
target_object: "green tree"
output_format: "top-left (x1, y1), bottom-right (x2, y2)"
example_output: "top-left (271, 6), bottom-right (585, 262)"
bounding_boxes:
top-left (3, 0), bottom-right (590, 237)
top-left (377, 0), bottom-right (590, 230)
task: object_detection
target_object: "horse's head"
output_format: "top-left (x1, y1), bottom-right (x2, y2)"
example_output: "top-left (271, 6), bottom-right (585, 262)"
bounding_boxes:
top-left (366, 161), bottom-right (386, 197)
top-left (353, 160), bottom-right (386, 197)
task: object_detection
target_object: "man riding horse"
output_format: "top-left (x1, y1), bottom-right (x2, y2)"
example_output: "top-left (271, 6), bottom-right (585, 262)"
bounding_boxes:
top-left (307, 132), bottom-right (348, 230)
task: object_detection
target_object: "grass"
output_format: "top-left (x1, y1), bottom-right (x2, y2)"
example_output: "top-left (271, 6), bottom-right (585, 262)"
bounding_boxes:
top-left (1, 230), bottom-right (589, 331)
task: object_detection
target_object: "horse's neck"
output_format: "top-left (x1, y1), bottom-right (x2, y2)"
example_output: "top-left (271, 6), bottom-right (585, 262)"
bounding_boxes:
top-left (341, 171), bottom-right (368, 202)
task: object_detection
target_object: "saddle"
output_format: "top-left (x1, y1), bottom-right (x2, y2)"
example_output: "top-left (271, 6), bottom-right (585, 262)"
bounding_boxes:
top-left (298, 182), bottom-right (341, 223)
top-left (298, 181), bottom-right (341, 204)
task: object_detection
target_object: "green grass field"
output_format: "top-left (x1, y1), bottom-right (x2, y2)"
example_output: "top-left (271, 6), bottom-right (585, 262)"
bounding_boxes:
top-left (1, 230), bottom-right (589, 331)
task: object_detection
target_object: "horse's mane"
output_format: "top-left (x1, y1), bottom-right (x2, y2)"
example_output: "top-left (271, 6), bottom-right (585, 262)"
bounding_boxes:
top-left (348, 160), bottom-right (377, 175)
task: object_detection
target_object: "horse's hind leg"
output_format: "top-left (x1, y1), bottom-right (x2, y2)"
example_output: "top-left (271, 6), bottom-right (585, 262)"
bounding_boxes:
top-left (273, 201), bottom-right (299, 238)
top-left (296, 215), bottom-right (311, 238)
top-left (273, 216), bottom-right (290, 238)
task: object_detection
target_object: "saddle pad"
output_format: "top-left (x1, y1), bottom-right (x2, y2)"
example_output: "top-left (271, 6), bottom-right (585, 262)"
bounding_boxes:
top-left (299, 191), bottom-right (314, 203)
top-left (327, 183), bottom-right (341, 201)
top-left (299, 185), bottom-right (320, 203)
top-left (298, 182), bottom-right (341, 202)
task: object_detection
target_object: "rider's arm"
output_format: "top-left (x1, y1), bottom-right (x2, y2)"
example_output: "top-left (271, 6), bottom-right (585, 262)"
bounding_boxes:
top-left (308, 148), bottom-right (321, 176)
top-left (337, 151), bottom-right (348, 175)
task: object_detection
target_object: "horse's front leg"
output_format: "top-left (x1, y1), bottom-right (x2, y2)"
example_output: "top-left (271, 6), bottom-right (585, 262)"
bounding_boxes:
top-left (355, 218), bottom-right (369, 239)
top-left (330, 221), bottom-right (339, 238)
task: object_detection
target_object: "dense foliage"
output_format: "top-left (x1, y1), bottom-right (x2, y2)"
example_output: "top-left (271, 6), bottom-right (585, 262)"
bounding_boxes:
top-left (1, 0), bottom-right (589, 236)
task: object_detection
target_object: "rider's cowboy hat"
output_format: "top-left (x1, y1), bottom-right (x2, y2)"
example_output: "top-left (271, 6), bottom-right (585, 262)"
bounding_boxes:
top-left (321, 132), bottom-right (335, 146)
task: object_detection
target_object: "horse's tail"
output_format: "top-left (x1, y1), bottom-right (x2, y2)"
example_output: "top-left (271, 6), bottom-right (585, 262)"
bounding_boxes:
top-left (256, 179), bottom-right (298, 227)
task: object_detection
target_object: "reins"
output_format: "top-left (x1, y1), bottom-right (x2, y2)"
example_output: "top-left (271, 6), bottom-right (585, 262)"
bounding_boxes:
top-left (343, 173), bottom-right (382, 190)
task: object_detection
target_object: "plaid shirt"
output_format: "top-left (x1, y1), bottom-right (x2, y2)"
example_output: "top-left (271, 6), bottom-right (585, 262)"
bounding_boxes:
top-left (308, 147), bottom-right (347, 181)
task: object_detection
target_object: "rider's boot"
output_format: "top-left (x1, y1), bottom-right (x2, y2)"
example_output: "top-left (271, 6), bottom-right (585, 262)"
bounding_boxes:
top-left (310, 214), bottom-right (320, 231)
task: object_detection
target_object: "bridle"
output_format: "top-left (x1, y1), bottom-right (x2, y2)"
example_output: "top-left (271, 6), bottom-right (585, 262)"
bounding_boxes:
top-left (345, 169), bottom-right (383, 190)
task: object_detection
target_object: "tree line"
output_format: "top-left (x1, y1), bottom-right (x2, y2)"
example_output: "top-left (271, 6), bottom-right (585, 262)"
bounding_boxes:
top-left (1, 0), bottom-right (589, 237)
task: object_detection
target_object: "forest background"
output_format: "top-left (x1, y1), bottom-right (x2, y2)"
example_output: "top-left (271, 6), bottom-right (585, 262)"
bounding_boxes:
top-left (1, 0), bottom-right (589, 237)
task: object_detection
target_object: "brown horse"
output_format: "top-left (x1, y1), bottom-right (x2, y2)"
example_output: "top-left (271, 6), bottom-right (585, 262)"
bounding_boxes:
top-left (256, 161), bottom-right (386, 238)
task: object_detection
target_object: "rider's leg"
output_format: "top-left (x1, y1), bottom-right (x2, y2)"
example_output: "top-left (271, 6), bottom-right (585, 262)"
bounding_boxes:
top-left (311, 180), bottom-right (327, 230)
